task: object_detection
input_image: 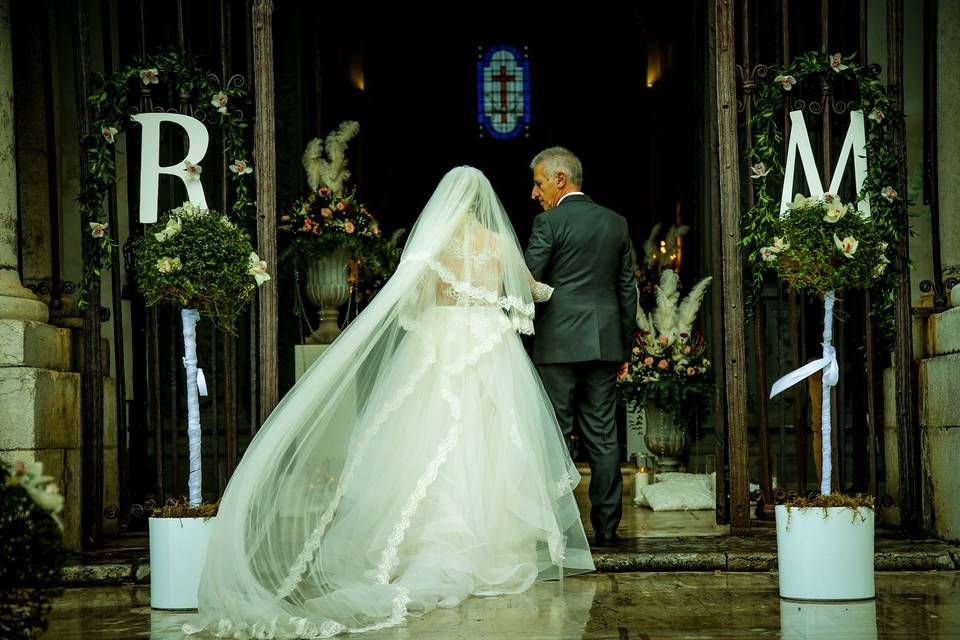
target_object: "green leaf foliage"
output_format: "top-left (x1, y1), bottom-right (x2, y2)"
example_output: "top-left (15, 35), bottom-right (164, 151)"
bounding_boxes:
top-left (133, 203), bottom-right (264, 333)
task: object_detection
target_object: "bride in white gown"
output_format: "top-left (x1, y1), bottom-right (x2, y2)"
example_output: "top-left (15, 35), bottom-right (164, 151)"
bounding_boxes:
top-left (185, 166), bottom-right (594, 638)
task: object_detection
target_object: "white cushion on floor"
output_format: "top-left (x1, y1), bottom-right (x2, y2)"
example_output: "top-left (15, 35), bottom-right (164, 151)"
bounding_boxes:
top-left (640, 473), bottom-right (715, 511)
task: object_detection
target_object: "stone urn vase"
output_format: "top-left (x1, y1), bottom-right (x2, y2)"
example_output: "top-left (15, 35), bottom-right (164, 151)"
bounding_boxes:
top-left (304, 249), bottom-right (351, 344)
top-left (642, 405), bottom-right (688, 472)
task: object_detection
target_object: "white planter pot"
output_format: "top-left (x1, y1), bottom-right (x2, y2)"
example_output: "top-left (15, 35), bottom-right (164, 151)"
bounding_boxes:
top-left (775, 505), bottom-right (875, 601)
top-left (149, 516), bottom-right (215, 610)
top-left (779, 600), bottom-right (878, 639)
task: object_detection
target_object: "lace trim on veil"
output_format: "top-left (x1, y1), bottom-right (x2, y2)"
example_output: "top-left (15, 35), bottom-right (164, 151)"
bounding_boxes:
top-left (369, 380), bottom-right (464, 584)
top-left (274, 331), bottom-right (439, 600)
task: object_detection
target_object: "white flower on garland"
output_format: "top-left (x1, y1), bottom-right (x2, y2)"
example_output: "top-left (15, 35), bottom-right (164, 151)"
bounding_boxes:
top-left (101, 126), bottom-right (118, 143)
top-left (750, 162), bottom-right (771, 179)
top-left (89, 221), bottom-right (109, 238)
top-left (154, 217), bottom-right (182, 242)
top-left (834, 234), bottom-right (859, 258)
top-left (229, 159), bottom-right (253, 175)
top-left (868, 108), bottom-right (885, 123)
top-left (821, 193), bottom-right (847, 223)
top-left (140, 68), bottom-right (159, 85)
top-left (760, 237), bottom-right (789, 262)
top-left (636, 269), bottom-right (713, 342)
top-left (302, 120), bottom-right (360, 196)
top-left (788, 193), bottom-right (813, 209)
top-left (829, 53), bottom-right (848, 73)
top-left (774, 74), bottom-right (797, 90)
top-left (881, 186), bottom-right (897, 203)
top-left (178, 201), bottom-right (203, 217)
top-left (183, 160), bottom-right (202, 181)
top-left (248, 252), bottom-right (271, 286)
top-left (211, 92), bottom-right (229, 114)
top-left (157, 256), bottom-right (182, 273)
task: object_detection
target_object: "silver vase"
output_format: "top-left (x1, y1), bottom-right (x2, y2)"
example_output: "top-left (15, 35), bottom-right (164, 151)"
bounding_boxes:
top-left (304, 249), bottom-right (350, 344)
top-left (642, 405), bottom-right (688, 472)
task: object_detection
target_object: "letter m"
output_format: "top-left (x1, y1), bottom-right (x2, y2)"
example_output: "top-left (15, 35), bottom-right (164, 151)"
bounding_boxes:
top-left (779, 110), bottom-right (870, 217)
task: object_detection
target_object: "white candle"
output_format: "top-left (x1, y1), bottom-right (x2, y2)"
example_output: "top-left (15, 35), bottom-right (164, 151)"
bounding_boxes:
top-left (634, 470), bottom-right (650, 501)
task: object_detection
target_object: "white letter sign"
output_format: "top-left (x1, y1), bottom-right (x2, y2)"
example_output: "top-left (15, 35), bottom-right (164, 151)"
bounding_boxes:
top-left (779, 110), bottom-right (869, 217)
top-left (130, 113), bottom-right (209, 223)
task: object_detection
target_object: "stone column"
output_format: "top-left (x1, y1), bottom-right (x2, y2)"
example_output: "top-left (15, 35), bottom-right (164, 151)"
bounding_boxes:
top-left (0, 0), bottom-right (47, 322)
top-left (939, 0), bottom-right (960, 281)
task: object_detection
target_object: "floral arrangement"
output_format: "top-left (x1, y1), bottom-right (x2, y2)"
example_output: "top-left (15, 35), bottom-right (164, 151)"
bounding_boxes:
top-left (0, 460), bottom-right (67, 638)
top-left (280, 183), bottom-right (384, 261)
top-left (759, 193), bottom-right (888, 295)
top-left (79, 49), bottom-right (255, 309)
top-left (742, 49), bottom-right (901, 347)
top-left (279, 121), bottom-right (402, 303)
top-left (618, 270), bottom-right (714, 430)
top-left (133, 202), bottom-right (269, 333)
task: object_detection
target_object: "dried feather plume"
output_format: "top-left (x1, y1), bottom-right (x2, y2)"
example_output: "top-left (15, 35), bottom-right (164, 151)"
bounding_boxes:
top-left (302, 121), bottom-right (361, 196)
top-left (637, 269), bottom-right (712, 340)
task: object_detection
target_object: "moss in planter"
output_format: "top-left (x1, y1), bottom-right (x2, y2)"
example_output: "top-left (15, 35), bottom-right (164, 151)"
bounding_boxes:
top-left (152, 498), bottom-right (219, 519)
top-left (785, 492), bottom-right (875, 510)
top-left (782, 493), bottom-right (875, 530)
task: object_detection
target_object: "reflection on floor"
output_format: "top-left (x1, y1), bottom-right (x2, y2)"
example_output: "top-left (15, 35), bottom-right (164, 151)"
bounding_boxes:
top-left (574, 464), bottom-right (728, 539)
top-left (42, 572), bottom-right (960, 639)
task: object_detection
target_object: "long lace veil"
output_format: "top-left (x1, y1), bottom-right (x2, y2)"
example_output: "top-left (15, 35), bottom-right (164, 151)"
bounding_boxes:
top-left (191, 167), bottom-right (587, 636)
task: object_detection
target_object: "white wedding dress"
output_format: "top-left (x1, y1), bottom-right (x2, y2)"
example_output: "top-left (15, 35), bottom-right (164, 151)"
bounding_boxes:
top-left (185, 167), bottom-right (594, 638)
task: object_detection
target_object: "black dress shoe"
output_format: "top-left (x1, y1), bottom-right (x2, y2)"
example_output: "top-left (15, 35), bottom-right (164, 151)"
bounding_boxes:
top-left (594, 533), bottom-right (622, 549)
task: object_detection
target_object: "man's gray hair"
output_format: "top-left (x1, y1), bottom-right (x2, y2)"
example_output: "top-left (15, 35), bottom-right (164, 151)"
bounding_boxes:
top-left (530, 147), bottom-right (583, 187)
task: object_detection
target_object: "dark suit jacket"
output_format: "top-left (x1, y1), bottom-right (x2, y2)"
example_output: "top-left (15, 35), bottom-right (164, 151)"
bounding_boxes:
top-left (524, 194), bottom-right (637, 365)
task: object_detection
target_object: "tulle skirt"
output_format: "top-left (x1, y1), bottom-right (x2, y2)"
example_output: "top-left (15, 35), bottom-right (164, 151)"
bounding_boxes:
top-left (185, 306), bottom-right (593, 638)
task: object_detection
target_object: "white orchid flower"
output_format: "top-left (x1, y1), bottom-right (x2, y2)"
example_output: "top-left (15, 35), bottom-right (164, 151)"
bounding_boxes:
top-left (868, 108), bottom-right (885, 123)
top-left (154, 217), bottom-right (182, 242)
top-left (157, 256), bottom-right (182, 273)
top-left (774, 74), bottom-right (797, 90)
top-left (89, 222), bottom-right (108, 238)
top-left (881, 186), bottom-right (898, 203)
top-left (823, 203), bottom-right (847, 223)
top-left (829, 53), bottom-right (848, 73)
top-left (788, 193), bottom-right (810, 209)
top-left (229, 159), bottom-right (253, 175)
top-left (211, 92), bottom-right (229, 114)
top-left (140, 68), bottom-right (159, 85)
top-left (183, 160), bottom-right (202, 182)
top-left (772, 237), bottom-right (789, 252)
top-left (760, 246), bottom-right (777, 262)
top-left (750, 162), bottom-right (771, 179)
top-left (833, 234), bottom-right (859, 258)
top-left (102, 126), bottom-right (118, 143)
top-left (248, 252), bottom-right (271, 286)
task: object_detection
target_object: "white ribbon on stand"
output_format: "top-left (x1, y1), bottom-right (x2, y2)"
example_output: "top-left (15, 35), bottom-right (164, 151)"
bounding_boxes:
top-left (769, 290), bottom-right (837, 495)
top-left (181, 308), bottom-right (204, 506)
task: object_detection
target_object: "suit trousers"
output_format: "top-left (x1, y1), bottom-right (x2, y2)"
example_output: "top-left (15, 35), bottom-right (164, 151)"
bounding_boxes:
top-left (536, 361), bottom-right (622, 539)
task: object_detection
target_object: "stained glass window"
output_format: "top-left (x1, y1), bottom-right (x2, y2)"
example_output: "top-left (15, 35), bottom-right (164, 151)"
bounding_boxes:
top-left (477, 45), bottom-right (530, 139)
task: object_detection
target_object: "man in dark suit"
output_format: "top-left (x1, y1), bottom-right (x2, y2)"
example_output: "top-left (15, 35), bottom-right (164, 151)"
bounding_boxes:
top-left (524, 147), bottom-right (637, 549)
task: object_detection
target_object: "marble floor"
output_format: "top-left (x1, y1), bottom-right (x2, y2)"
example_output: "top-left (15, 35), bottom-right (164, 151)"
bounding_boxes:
top-left (42, 571), bottom-right (960, 639)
